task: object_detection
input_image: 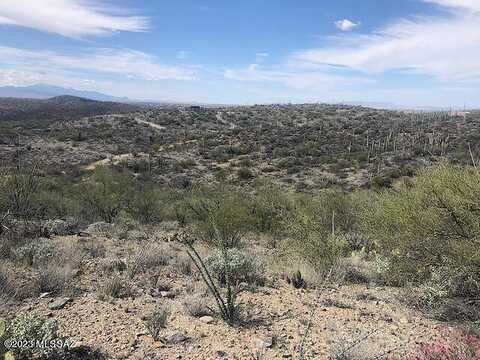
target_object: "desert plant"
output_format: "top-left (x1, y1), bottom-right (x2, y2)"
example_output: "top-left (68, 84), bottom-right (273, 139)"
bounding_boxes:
top-left (0, 164), bottom-right (40, 220)
top-left (183, 236), bottom-right (241, 325)
top-left (362, 164), bottom-right (480, 294)
top-left (144, 306), bottom-right (169, 341)
top-left (183, 294), bottom-right (212, 317)
top-left (97, 273), bottom-right (130, 300)
top-left (78, 166), bottom-right (133, 223)
top-left (6, 313), bottom-right (62, 359)
top-left (205, 248), bottom-right (264, 286)
top-left (286, 270), bottom-right (306, 289)
top-left (188, 187), bottom-right (252, 248)
top-left (14, 239), bottom-right (60, 267)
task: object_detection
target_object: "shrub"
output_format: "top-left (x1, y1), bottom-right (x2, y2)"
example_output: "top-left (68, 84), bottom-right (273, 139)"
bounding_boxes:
top-left (183, 294), bottom-right (212, 317)
top-left (205, 248), bottom-right (264, 287)
top-left (127, 187), bottom-right (167, 224)
top-left (184, 240), bottom-right (241, 325)
top-left (126, 244), bottom-right (170, 278)
top-left (78, 167), bottom-right (133, 223)
top-left (6, 313), bottom-right (62, 359)
top-left (0, 165), bottom-right (40, 220)
top-left (237, 167), bottom-right (254, 180)
top-left (144, 306), bottom-right (169, 341)
top-left (172, 255), bottom-right (193, 276)
top-left (189, 187), bottom-right (252, 248)
top-left (0, 265), bottom-right (15, 300)
top-left (37, 263), bottom-right (74, 294)
top-left (97, 273), bottom-right (131, 300)
top-left (14, 239), bottom-right (60, 267)
top-left (362, 164), bottom-right (480, 294)
top-left (251, 180), bottom-right (292, 237)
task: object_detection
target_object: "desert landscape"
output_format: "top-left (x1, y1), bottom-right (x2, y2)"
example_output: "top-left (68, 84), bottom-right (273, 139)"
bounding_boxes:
top-left (1, 0), bottom-right (480, 359)
top-left (1, 97), bottom-right (479, 359)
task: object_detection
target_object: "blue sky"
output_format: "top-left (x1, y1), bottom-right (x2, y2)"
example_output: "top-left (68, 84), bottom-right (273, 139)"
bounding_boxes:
top-left (0, 0), bottom-right (479, 107)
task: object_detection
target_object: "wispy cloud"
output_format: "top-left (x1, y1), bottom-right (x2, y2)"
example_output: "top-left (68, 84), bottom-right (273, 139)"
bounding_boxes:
top-left (0, 46), bottom-right (196, 81)
top-left (224, 63), bottom-right (370, 90)
top-left (0, 0), bottom-right (148, 37)
top-left (294, 0), bottom-right (480, 81)
top-left (334, 19), bottom-right (359, 31)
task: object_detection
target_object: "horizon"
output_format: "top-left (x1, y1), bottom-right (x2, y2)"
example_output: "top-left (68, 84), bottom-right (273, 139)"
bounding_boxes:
top-left (0, 1), bottom-right (479, 107)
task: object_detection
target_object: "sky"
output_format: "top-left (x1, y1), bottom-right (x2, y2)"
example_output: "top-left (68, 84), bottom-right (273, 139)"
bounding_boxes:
top-left (0, 0), bottom-right (479, 107)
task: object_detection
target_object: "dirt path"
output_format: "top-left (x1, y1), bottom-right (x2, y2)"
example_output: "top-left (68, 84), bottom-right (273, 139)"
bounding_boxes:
top-left (135, 118), bottom-right (166, 130)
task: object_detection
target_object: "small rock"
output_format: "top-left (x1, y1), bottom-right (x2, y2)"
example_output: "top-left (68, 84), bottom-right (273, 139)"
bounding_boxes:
top-left (199, 316), bottom-right (214, 324)
top-left (216, 350), bottom-right (227, 357)
top-left (166, 333), bottom-right (188, 344)
top-left (160, 291), bottom-right (175, 299)
top-left (39, 292), bottom-right (51, 299)
top-left (48, 297), bottom-right (72, 310)
top-left (255, 336), bottom-right (274, 349)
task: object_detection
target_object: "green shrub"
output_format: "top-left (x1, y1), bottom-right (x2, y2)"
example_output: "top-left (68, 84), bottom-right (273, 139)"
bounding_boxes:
top-left (127, 187), bottom-right (163, 224)
top-left (363, 164), bottom-right (480, 295)
top-left (237, 167), bottom-right (254, 180)
top-left (251, 181), bottom-right (293, 237)
top-left (6, 313), bottom-right (61, 359)
top-left (189, 187), bottom-right (252, 248)
top-left (205, 248), bottom-right (264, 286)
top-left (14, 239), bottom-right (60, 267)
top-left (78, 167), bottom-right (133, 223)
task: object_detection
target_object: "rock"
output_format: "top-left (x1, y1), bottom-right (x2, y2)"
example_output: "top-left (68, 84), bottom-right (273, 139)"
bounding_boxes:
top-left (83, 222), bottom-right (115, 236)
top-left (216, 350), bottom-right (227, 357)
top-left (166, 333), bottom-right (188, 344)
top-left (160, 291), bottom-right (175, 299)
top-left (199, 316), bottom-right (214, 324)
top-left (39, 292), bottom-right (51, 299)
top-left (255, 336), bottom-right (274, 349)
top-left (48, 297), bottom-right (72, 310)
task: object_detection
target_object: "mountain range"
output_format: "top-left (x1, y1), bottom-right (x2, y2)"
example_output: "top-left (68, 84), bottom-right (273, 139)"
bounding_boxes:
top-left (0, 84), bottom-right (130, 102)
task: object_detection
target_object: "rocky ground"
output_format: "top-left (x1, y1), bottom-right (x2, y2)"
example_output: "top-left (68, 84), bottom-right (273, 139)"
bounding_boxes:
top-left (0, 227), bottom-right (451, 360)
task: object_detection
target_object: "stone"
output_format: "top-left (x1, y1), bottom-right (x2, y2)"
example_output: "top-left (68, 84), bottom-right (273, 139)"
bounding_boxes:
top-left (39, 292), bottom-right (51, 299)
top-left (199, 316), bottom-right (214, 324)
top-left (160, 291), bottom-right (175, 299)
top-left (48, 297), bottom-right (72, 310)
top-left (255, 336), bottom-right (274, 349)
top-left (166, 333), bottom-right (188, 344)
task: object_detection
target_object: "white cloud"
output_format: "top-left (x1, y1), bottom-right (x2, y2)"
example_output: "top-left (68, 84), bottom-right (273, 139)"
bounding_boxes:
top-left (293, 1), bottom-right (480, 81)
top-left (423, 0), bottom-right (480, 12)
top-left (224, 64), bottom-right (370, 90)
top-left (0, 46), bottom-right (196, 81)
top-left (335, 19), bottom-right (359, 31)
top-left (0, 0), bottom-right (148, 37)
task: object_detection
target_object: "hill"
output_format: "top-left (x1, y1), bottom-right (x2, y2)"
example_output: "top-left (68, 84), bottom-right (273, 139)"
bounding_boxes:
top-left (0, 84), bottom-right (130, 102)
top-left (0, 95), bottom-right (141, 122)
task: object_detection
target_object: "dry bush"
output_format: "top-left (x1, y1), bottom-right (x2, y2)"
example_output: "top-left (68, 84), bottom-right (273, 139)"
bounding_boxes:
top-left (144, 306), bottom-right (169, 341)
top-left (97, 273), bottom-right (132, 300)
top-left (126, 244), bottom-right (170, 278)
top-left (37, 262), bottom-right (74, 294)
top-left (183, 293), bottom-right (213, 317)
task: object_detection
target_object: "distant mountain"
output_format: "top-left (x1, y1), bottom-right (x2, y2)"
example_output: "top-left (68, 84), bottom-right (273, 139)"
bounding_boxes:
top-left (0, 95), bottom-right (141, 122)
top-left (0, 84), bottom-right (130, 102)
